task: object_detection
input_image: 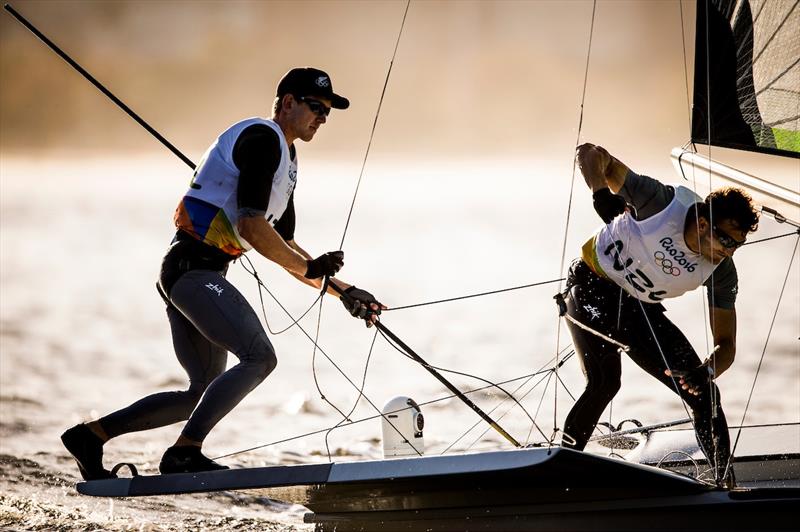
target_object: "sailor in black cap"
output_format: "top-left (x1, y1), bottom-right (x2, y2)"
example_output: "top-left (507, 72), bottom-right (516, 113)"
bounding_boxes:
top-left (61, 67), bottom-right (384, 479)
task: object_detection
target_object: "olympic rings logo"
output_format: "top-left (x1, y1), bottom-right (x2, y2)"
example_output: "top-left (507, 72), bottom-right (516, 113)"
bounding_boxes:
top-left (653, 251), bottom-right (681, 276)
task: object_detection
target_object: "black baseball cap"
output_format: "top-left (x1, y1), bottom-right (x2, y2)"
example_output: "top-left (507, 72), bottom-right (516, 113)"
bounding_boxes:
top-left (276, 67), bottom-right (350, 110)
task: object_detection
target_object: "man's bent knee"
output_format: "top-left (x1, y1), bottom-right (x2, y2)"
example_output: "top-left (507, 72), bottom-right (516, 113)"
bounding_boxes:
top-left (586, 377), bottom-right (621, 404)
top-left (242, 336), bottom-right (277, 380)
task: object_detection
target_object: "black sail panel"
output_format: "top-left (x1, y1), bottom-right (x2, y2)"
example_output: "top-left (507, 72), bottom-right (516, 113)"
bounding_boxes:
top-left (692, 0), bottom-right (800, 158)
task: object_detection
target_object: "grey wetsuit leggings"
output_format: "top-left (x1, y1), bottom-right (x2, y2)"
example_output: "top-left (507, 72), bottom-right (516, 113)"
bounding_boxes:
top-left (99, 269), bottom-right (277, 442)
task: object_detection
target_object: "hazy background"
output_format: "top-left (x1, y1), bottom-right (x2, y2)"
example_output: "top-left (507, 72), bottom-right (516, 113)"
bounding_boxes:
top-left (2, 0), bottom-right (698, 162)
top-left (0, 1), bottom-right (798, 530)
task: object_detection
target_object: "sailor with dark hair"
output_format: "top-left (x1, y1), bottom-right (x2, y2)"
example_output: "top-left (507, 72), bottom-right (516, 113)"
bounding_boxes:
top-left (560, 142), bottom-right (758, 487)
top-left (61, 67), bottom-right (385, 480)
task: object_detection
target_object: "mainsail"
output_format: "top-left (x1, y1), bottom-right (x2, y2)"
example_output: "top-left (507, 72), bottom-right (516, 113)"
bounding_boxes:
top-left (691, 0), bottom-right (799, 157)
top-left (673, 0), bottom-right (799, 224)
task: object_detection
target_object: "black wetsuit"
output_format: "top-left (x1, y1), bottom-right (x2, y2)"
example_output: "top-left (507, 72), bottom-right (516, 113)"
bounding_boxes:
top-left (562, 172), bottom-right (736, 478)
top-left (99, 124), bottom-right (294, 442)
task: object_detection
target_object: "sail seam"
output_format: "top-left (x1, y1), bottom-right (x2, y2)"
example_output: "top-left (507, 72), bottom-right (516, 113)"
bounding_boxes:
top-left (754, 56), bottom-right (800, 97)
top-left (764, 113), bottom-right (800, 128)
top-left (752, 0), bottom-right (799, 66)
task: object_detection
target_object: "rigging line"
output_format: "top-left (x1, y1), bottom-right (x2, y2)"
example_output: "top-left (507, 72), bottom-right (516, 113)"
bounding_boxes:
top-left (215, 363), bottom-right (567, 460)
top-left (311, 0), bottom-right (412, 448)
top-left (603, 202), bottom-right (709, 467)
top-left (563, 314), bottom-right (630, 352)
top-left (386, 278), bottom-right (565, 311)
top-left (322, 328), bottom-right (400, 459)
top-left (4, 0), bottom-right (419, 460)
top-left (762, 88), bottom-right (800, 97)
top-left (246, 276), bottom-right (415, 453)
top-left (455, 347), bottom-right (577, 452)
top-left (338, 0), bottom-right (411, 251)
top-left (464, 370), bottom-right (555, 452)
top-left (553, 0), bottom-right (598, 440)
top-left (457, 358), bottom-right (560, 453)
top-left (452, 349), bottom-right (578, 451)
top-left (724, 234), bottom-right (800, 481)
top-left (518, 353), bottom-right (578, 438)
top-left (742, 230), bottom-right (799, 246)
top-left (552, 370), bottom-right (578, 403)
top-left (699, 0), bottom-right (719, 465)
top-left (3, 4), bottom-right (196, 170)
top-left (327, 287), bottom-right (522, 448)
top-left (240, 254), bottom-right (323, 335)
top-left (3, 0), bottom-right (417, 463)
top-left (494, 348), bottom-right (578, 447)
top-left (441, 349), bottom-right (575, 454)
top-left (308, 286), bottom-right (355, 461)
top-left (521, 364), bottom-right (569, 446)
top-left (679, 0), bottom-right (692, 125)
top-left (525, 372), bottom-right (558, 445)
top-left (617, 257), bottom-right (714, 472)
top-left (376, 326), bottom-right (541, 431)
top-left (675, 149), bottom-right (714, 372)
top-left (311, 281), bottom-right (423, 459)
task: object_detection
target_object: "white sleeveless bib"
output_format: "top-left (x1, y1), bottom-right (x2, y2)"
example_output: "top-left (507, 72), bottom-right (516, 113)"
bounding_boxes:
top-left (175, 118), bottom-right (296, 255)
top-left (589, 185), bottom-right (717, 302)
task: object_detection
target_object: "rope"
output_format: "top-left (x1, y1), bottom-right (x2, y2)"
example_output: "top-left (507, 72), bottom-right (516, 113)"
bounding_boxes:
top-left (459, 349), bottom-right (577, 452)
top-left (679, 0), bottom-right (692, 126)
top-left (230, 267), bottom-right (415, 458)
top-left (305, 0), bottom-right (414, 460)
top-left (214, 360), bottom-right (572, 460)
top-left (671, 1), bottom-right (720, 480)
top-left (563, 313), bottom-right (630, 352)
top-left (742, 230), bottom-right (799, 246)
top-left (386, 278), bottom-right (564, 311)
top-left (552, 0), bottom-right (597, 441)
top-left (724, 234), bottom-right (800, 481)
top-left (321, 329), bottom-right (400, 459)
top-left (338, 0), bottom-right (411, 251)
top-left (239, 254), bottom-right (322, 335)
top-left (612, 219), bottom-right (712, 472)
top-left (309, 286), bottom-right (353, 453)
top-left (377, 327), bottom-right (539, 429)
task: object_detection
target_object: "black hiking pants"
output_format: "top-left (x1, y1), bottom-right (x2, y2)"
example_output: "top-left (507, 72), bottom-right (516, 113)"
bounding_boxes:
top-left (562, 259), bottom-right (731, 479)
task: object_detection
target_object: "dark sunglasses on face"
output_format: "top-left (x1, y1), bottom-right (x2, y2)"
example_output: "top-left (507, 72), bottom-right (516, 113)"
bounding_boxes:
top-left (298, 96), bottom-right (331, 117)
top-left (713, 225), bottom-right (746, 249)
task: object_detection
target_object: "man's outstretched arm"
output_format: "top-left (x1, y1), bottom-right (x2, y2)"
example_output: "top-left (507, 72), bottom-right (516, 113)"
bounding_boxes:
top-left (575, 143), bottom-right (630, 192)
top-left (238, 216), bottom-right (342, 281)
top-left (285, 239), bottom-right (385, 327)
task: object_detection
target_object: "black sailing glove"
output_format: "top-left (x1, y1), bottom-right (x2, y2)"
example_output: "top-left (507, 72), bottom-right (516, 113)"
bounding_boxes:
top-left (341, 286), bottom-right (383, 322)
top-left (670, 363), bottom-right (714, 396)
top-left (592, 188), bottom-right (627, 223)
top-left (305, 251), bottom-right (344, 280)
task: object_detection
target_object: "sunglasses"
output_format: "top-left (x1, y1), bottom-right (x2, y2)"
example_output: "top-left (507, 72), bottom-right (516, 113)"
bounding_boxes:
top-left (713, 225), bottom-right (746, 249)
top-left (298, 96), bottom-right (331, 117)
